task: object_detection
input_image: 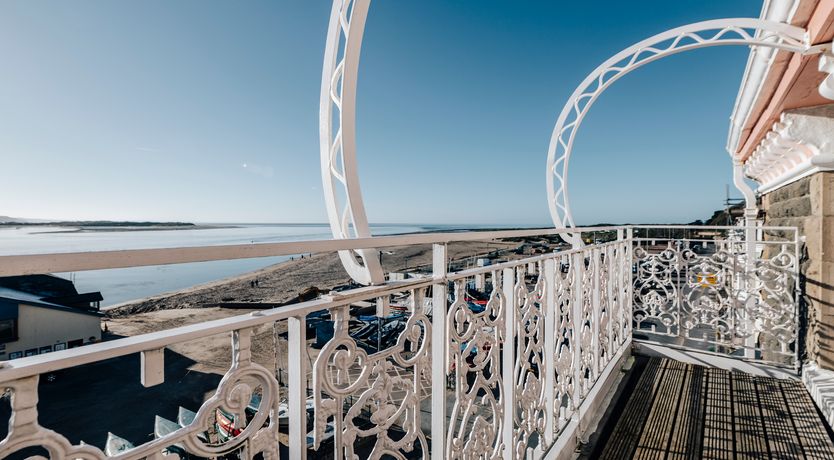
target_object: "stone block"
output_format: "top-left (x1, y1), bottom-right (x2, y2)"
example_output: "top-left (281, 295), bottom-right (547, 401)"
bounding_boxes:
top-left (823, 217), bottom-right (834, 263)
top-left (765, 175), bottom-right (811, 203)
top-left (767, 195), bottom-right (812, 219)
top-left (823, 172), bottom-right (834, 217)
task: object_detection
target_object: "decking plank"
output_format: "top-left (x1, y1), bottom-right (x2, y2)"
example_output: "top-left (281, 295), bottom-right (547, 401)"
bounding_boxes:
top-left (758, 377), bottom-right (804, 458)
top-left (702, 367), bottom-right (734, 459)
top-left (633, 360), bottom-right (688, 460)
top-left (732, 372), bottom-right (768, 460)
top-left (599, 357), bottom-right (666, 460)
top-left (588, 357), bottom-right (834, 460)
top-left (780, 378), bottom-right (834, 460)
top-left (666, 363), bottom-right (706, 460)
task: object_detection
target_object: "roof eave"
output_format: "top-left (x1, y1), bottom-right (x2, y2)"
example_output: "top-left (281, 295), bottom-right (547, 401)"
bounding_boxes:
top-left (727, 0), bottom-right (802, 158)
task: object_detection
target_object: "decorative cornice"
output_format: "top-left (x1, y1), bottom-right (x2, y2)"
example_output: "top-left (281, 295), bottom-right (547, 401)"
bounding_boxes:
top-left (744, 113), bottom-right (834, 194)
top-left (726, 0), bottom-right (802, 157)
top-left (820, 51), bottom-right (834, 100)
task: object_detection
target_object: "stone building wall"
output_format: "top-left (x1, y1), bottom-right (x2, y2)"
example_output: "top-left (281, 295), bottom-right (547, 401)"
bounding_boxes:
top-left (762, 172), bottom-right (834, 369)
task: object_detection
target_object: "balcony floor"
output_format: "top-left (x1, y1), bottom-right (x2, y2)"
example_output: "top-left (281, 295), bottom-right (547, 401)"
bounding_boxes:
top-left (585, 356), bottom-right (834, 459)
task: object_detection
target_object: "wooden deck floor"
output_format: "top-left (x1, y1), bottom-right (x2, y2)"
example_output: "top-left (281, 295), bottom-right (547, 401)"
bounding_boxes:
top-left (588, 357), bottom-right (834, 460)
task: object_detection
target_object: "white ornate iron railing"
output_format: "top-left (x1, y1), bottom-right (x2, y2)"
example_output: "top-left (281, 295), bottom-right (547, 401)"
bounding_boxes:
top-left (631, 225), bottom-right (800, 369)
top-left (0, 225), bottom-right (797, 459)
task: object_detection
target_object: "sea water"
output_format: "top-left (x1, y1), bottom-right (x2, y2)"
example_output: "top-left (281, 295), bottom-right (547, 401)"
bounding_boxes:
top-left (0, 224), bottom-right (427, 307)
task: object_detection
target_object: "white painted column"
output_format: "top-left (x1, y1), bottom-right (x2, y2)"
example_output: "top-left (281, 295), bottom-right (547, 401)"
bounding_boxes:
top-left (734, 160), bottom-right (759, 358)
top-left (431, 244), bottom-right (447, 459)
top-left (288, 316), bottom-right (308, 460)
top-left (502, 267), bottom-right (516, 460)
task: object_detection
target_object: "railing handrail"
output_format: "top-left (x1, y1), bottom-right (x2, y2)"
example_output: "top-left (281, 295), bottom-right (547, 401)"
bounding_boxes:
top-left (0, 232), bottom-right (635, 383)
top-left (0, 224), bottom-right (798, 276)
top-left (0, 225), bottom-right (802, 459)
top-left (632, 224), bottom-right (798, 231)
top-left (0, 277), bottom-right (435, 382)
top-left (0, 224), bottom-right (800, 383)
top-left (0, 225), bottom-right (625, 276)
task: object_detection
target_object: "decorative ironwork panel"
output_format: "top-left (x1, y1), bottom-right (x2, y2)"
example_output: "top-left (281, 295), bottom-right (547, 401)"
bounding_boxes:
top-left (598, 248), bottom-right (612, 369)
top-left (0, 329), bottom-right (282, 460)
top-left (312, 288), bottom-right (430, 459)
top-left (613, 242), bottom-right (631, 348)
top-left (578, 251), bottom-right (597, 397)
top-left (748, 244), bottom-right (797, 356)
top-left (551, 255), bottom-right (576, 434)
top-left (446, 272), bottom-right (505, 459)
top-left (512, 263), bottom-right (548, 457)
top-left (632, 234), bottom-right (798, 366)
top-left (633, 244), bottom-right (680, 336)
top-left (680, 244), bottom-right (735, 343)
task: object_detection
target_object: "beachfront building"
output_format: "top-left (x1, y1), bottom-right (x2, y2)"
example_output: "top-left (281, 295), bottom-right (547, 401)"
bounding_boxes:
top-left (726, 0), bottom-right (834, 427)
top-left (4, 1), bottom-right (834, 459)
top-left (0, 275), bottom-right (102, 360)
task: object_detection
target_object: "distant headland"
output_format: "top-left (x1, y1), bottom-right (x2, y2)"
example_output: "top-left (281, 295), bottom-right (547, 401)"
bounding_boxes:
top-left (0, 217), bottom-right (207, 232)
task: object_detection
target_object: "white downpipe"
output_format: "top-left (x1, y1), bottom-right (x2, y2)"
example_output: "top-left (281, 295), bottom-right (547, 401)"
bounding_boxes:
top-left (734, 160), bottom-right (759, 357)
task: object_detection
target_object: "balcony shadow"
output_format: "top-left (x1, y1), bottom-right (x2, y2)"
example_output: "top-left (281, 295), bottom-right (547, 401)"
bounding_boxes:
top-left (0, 334), bottom-right (223, 456)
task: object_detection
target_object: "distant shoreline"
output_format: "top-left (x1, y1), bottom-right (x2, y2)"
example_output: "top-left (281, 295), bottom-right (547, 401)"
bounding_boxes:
top-left (0, 220), bottom-right (197, 227)
top-left (27, 224), bottom-right (235, 234)
top-left (0, 220), bottom-right (241, 233)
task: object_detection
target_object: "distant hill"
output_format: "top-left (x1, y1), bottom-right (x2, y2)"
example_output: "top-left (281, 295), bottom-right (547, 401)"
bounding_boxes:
top-left (0, 216), bottom-right (51, 224)
top-left (697, 203), bottom-right (746, 226)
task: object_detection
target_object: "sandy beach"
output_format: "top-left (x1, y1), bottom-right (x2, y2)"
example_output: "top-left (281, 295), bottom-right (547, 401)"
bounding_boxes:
top-left (104, 239), bottom-right (524, 372)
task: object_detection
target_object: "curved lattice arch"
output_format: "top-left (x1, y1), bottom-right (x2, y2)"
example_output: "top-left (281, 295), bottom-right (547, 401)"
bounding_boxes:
top-left (320, 0), bottom-right (384, 285)
top-left (546, 18), bottom-right (813, 245)
top-left (321, 10), bottom-right (817, 283)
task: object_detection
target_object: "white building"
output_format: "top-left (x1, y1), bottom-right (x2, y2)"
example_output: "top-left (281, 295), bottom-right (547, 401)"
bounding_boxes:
top-left (0, 276), bottom-right (102, 360)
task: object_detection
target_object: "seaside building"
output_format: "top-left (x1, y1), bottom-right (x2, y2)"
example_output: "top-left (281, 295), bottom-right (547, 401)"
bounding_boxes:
top-left (5, 1), bottom-right (834, 459)
top-left (0, 275), bottom-right (102, 360)
top-left (727, 0), bottom-right (834, 426)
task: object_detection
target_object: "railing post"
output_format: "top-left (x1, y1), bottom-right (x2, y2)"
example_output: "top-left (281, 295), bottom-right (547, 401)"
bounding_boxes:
top-left (743, 213), bottom-right (758, 358)
top-left (543, 258), bottom-right (556, 447)
top-left (502, 267), bottom-right (516, 460)
top-left (794, 232), bottom-right (802, 372)
top-left (288, 316), bottom-right (307, 460)
top-left (431, 243), bottom-right (447, 459)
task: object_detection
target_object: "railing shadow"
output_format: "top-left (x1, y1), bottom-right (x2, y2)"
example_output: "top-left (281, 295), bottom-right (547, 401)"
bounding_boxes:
top-left (0, 336), bottom-right (222, 456)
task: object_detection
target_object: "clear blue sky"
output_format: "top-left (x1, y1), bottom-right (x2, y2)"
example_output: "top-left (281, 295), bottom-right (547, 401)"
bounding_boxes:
top-left (0, 1), bottom-right (760, 226)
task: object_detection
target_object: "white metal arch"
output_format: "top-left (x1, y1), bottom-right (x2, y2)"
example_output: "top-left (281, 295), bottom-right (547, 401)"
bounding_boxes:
top-left (546, 18), bottom-right (813, 244)
top-left (320, 0), bottom-right (384, 285)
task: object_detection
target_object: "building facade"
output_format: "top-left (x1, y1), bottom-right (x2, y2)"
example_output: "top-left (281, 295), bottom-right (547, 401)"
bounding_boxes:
top-left (0, 275), bottom-right (103, 360)
top-left (729, 0), bottom-right (834, 422)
